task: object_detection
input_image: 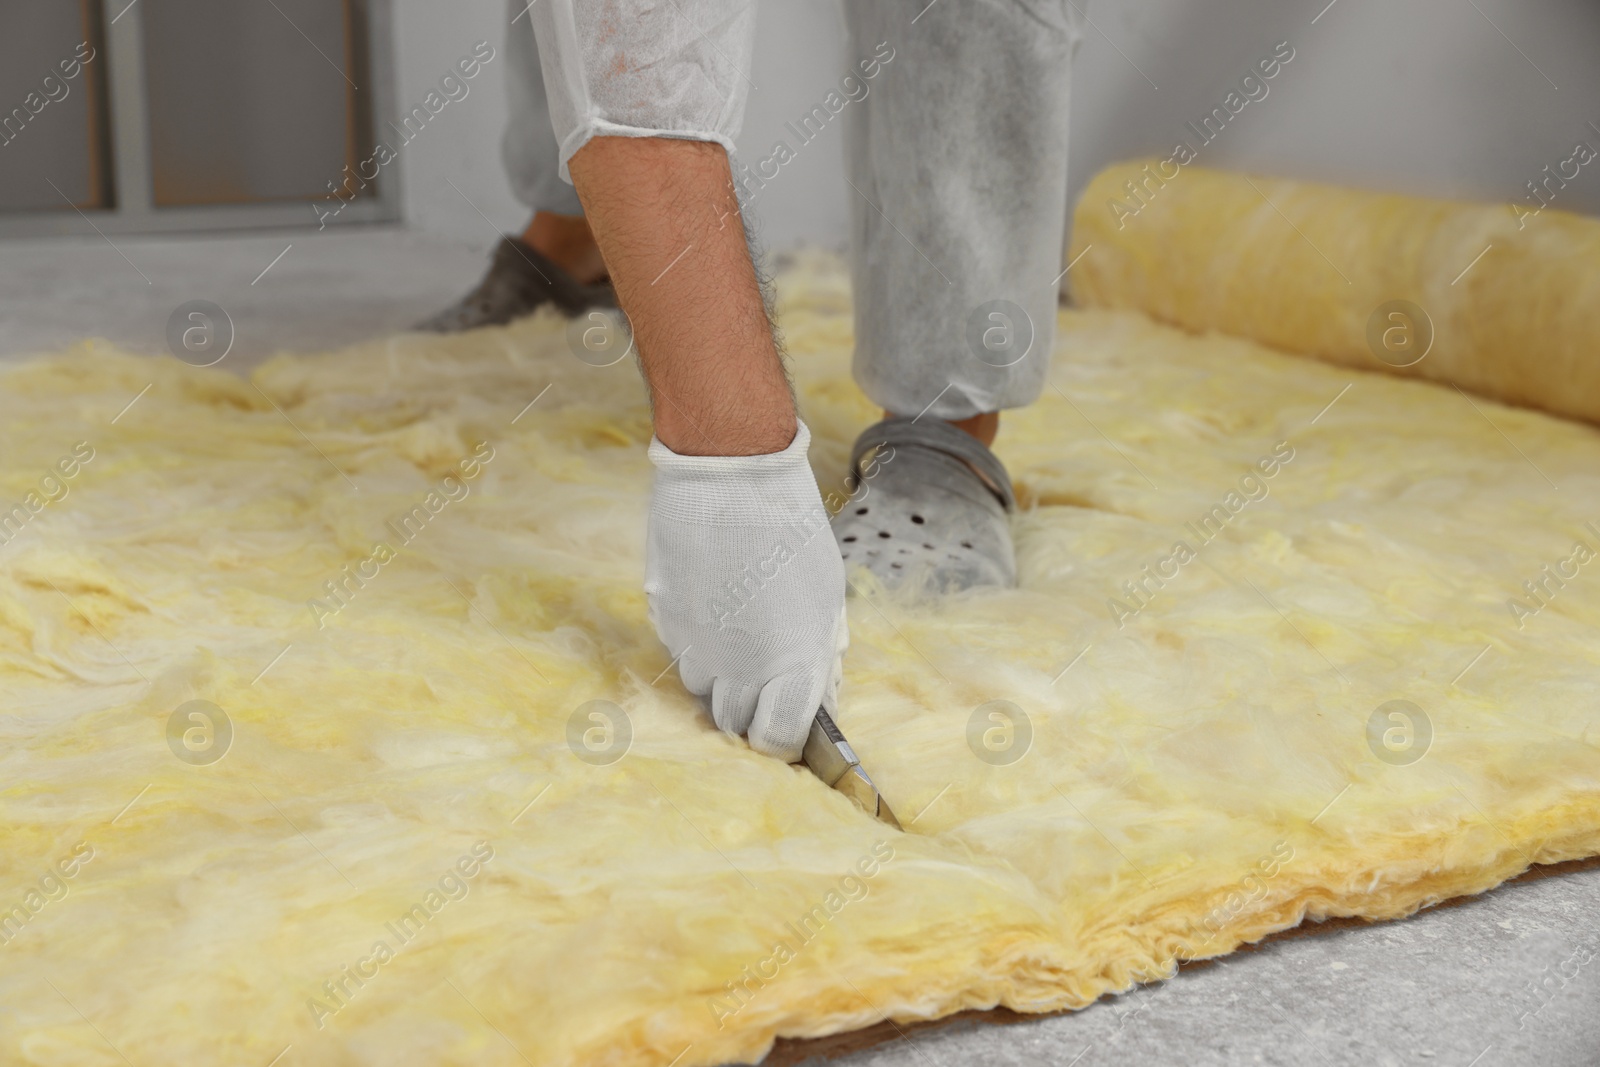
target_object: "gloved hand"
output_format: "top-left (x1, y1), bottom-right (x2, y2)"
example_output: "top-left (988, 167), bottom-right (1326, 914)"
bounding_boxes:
top-left (645, 420), bottom-right (848, 762)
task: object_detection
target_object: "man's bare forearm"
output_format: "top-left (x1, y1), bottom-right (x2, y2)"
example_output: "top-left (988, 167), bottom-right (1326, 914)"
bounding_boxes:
top-left (569, 137), bottom-right (795, 456)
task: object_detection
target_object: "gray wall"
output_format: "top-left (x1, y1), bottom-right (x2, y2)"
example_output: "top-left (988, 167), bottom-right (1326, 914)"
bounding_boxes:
top-left (389, 0), bottom-right (1600, 248)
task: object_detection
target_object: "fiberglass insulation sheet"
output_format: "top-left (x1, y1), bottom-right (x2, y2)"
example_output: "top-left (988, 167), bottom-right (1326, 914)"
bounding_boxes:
top-left (2, 257), bottom-right (1599, 1066)
top-left (1070, 161), bottom-right (1600, 425)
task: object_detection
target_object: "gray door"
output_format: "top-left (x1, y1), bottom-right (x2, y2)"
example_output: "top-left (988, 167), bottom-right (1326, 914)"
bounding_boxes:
top-left (0, 0), bottom-right (111, 213)
top-left (0, 0), bottom-right (398, 235)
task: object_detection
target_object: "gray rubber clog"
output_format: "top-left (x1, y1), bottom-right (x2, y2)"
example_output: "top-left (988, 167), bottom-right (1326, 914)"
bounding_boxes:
top-left (831, 416), bottom-right (1017, 593)
top-left (413, 235), bottom-right (614, 333)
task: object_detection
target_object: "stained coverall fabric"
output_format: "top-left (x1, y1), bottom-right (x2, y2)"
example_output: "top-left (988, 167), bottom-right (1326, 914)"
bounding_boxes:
top-left (527, 0), bottom-right (756, 181)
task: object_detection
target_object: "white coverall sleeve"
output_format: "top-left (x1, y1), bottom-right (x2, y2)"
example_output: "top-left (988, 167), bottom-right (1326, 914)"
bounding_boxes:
top-left (528, 0), bottom-right (756, 181)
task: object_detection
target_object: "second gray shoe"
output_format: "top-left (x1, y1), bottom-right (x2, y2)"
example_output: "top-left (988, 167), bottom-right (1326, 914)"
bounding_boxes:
top-left (413, 235), bottom-right (614, 333)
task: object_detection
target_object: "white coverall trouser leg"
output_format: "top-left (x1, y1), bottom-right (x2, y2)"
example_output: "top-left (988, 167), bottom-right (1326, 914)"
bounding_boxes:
top-left (511, 0), bottom-right (1083, 420)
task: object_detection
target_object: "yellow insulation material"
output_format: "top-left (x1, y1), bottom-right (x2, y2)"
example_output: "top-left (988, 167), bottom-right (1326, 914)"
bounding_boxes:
top-left (1070, 160), bottom-right (1600, 424)
top-left (1, 255), bottom-right (1598, 1065)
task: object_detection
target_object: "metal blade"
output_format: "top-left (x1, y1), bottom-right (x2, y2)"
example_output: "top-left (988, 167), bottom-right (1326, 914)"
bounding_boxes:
top-left (799, 709), bottom-right (901, 829)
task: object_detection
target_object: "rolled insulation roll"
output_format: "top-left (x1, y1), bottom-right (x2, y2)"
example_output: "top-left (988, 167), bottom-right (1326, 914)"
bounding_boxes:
top-left (1069, 160), bottom-right (1600, 424)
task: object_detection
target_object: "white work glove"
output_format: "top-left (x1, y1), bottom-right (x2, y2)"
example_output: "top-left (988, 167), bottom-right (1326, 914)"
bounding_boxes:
top-left (645, 420), bottom-right (848, 762)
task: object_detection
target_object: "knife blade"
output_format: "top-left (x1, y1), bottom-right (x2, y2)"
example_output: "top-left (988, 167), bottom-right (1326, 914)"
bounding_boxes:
top-left (798, 708), bottom-right (901, 829)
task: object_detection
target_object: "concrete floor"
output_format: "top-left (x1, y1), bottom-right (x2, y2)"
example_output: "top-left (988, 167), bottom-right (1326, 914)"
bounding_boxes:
top-left (1, 227), bottom-right (1596, 1067)
top-left (769, 861), bottom-right (1600, 1067)
top-left (0, 225), bottom-right (490, 371)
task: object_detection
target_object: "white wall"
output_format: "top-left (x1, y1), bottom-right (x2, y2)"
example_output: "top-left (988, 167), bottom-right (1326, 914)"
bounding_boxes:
top-left (1067, 0), bottom-right (1600, 221)
top-left (387, 0), bottom-right (522, 237)
top-left (389, 0), bottom-right (1600, 249)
